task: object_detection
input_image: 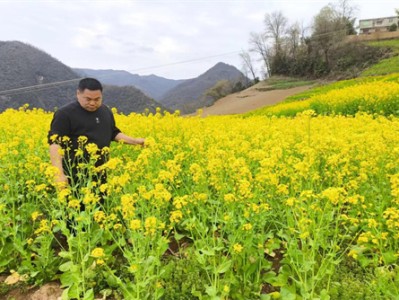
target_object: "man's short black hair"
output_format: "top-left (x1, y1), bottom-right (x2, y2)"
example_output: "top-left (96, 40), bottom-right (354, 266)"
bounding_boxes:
top-left (78, 78), bottom-right (103, 92)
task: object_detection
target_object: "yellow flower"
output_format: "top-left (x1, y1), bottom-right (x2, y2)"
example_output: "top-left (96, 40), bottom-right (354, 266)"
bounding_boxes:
top-left (300, 231), bottom-right (310, 239)
top-left (285, 197), bottom-right (296, 206)
top-left (170, 210), bottom-right (183, 223)
top-left (113, 223), bottom-right (122, 230)
top-left (31, 211), bottom-right (42, 221)
top-left (242, 223), bottom-right (253, 231)
top-left (50, 134), bottom-right (59, 142)
top-left (91, 247), bottom-right (104, 258)
top-left (34, 220), bottom-right (51, 235)
top-left (94, 211), bottom-right (106, 223)
top-left (99, 183), bottom-right (108, 193)
top-left (68, 199), bottom-right (81, 209)
top-left (129, 264), bottom-right (138, 272)
top-left (130, 219), bottom-right (141, 230)
top-left (367, 218), bottom-right (378, 228)
top-left (57, 188), bottom-right (71, 202)
top-left (145, 216), bottom-right (158, 236)
top-left (233, 243), bottom-right (243, 253)
top-left (77, 135), bottom-right (88, 144)
top-left (223, 215), bottom-right (231, 222)
top-left (34, 184), bottom-right (47, 192)
top-left (224, 193), bottom-right (235, 202)
top-left (348, 249), bottom-right (358, 260)
top-left (121, 194), bottom-right (136, 219)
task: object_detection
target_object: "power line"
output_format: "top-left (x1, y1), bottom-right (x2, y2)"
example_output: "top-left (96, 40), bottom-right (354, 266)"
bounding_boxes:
top-left (0, 78), bottom-right (82, 97)
top-left (128, 50), bottom-right (241, 72)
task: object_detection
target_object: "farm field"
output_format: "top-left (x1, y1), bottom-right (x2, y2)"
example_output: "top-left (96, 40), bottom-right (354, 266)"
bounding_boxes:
top-left (2, 84), bottom-right (399, 299)
top-left (2, 39), bottom-right (399, 299)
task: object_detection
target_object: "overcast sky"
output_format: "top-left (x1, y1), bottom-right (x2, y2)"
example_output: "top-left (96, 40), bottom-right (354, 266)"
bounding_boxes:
top-left (0, 0), bottom-right (397, 79)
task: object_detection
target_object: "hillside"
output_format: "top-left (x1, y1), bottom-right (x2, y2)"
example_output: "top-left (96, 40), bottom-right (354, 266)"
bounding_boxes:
top-left (193, 82), bottom-right (312, 116)
top-left (0, 41), bottom-right (163, 114)
top-left (0, 41), bottom-right (79, 111)
top-left (198, 39), bottom-right (399, 118)
top-left (74, 68), bottom-right (186, 100)
top-left (159, 62), bottom-right (248, 114)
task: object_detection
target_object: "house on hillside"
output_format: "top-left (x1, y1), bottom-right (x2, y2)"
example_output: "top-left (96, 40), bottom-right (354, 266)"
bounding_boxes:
top-left (359, 16), bottom-right (399, 34)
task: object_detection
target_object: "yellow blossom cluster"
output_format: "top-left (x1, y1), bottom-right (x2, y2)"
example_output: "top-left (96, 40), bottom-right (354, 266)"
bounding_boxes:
top-left (2, 101), bottom-right (399, 294)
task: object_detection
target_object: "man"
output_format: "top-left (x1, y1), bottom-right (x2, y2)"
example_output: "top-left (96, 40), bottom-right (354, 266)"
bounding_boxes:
top-left (48, 77), bottom-right (144, 190)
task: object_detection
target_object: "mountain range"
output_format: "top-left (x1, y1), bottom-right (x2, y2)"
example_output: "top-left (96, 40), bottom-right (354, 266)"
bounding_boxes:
top-left (0, 41), bottom-right (248, 114)
top-left (73, 68), bottom-right (185, 101)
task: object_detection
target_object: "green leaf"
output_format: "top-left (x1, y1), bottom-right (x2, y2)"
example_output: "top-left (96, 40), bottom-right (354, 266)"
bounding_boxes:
top-left (262, 271), bottom-right (277, 284)
top-left (195, 252), bottom-right (206, 265)
top-left (382, 251), bottom-right (397, 264)
top-left (60, 268), bottom-right (81, 287)
top-left (68, 284), bottom-right (80, 299)
top-left (61, 288), bottom-right (69, 300)
top-left (174, 231), bottom-right (186, 241)
top-left (280, 286), bottom-right (297, 300)
top-left (199, 249), bottom-right (215, 256)
top-left (205, 285), bottom-right (218, 297)
top-left (215, 259), bottom-right (232, 274)
top-left (103, 271), bottom-right (119, 288)
top-left (320, 288), bottom-right (331, 300)
top-left (59, 261), bottom-right (73, 272)
top-left (260, 294), bottom-right (271, 300)
top-left (58, 251), bottom-right (73, 259)
top-left (83, 288), bottom-right (94, 300)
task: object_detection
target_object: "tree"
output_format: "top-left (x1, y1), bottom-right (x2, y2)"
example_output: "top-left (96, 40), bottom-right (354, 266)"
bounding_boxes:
top-left (204, 80), bottom-right (232, 101)
top-left (311, 1), bottom-right (355, 68)
top-left (264, 11), bottom-right (289, 75)
top-left (286, 22), bottom-right (302, 59)
top-left (333, 0), bottom-right (358, 34)
top-left (249, 32), bottom-right (271, 77)
top-left (239, 50), bottom-right (257, 82)
top-left (264, 11), bottom-right (288, 56)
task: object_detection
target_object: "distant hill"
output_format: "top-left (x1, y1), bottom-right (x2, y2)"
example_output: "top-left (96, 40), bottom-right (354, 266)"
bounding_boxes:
top-left (74, 68), bottom-right (186, 100)
top-left (0, 41), bottom-right (164, 114)
top-left (159, 62), bottom-right (248, 114)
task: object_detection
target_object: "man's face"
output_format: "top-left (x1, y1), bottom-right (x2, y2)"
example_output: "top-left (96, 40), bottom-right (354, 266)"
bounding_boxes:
top-left (77, 89), bottom-right (103, 112)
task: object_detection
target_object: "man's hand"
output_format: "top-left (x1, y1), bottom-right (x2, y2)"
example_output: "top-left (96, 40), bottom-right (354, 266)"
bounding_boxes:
top-left (114, 133), bottom-right (146, 146)
top-left (135, 138), bottom-right (145, 147)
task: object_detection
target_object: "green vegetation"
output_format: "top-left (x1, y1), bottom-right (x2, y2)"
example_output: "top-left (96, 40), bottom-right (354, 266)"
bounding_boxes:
top-left (247, 38), bottom-right (399, 118)
top-left (360, 39), bottom-right (399, 76)
top-left (257, 76), bottom-right (316, 91)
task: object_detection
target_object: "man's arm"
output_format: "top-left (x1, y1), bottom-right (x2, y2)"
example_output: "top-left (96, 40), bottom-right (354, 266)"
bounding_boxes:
top-left (114, 132), bottom-right (145, 146)
top-left (49, 144), bottom-right (68, 187)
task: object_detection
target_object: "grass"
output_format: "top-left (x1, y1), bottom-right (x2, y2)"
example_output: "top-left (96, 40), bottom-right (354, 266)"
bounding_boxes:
top-left (258, 76), bottom-right (316, 91)
top-left (361, 55), bottom-right (399, 76)
top-left (360, 39), bottom-right (399, 76)
top-left (367, 39), bottom-right (399, 53)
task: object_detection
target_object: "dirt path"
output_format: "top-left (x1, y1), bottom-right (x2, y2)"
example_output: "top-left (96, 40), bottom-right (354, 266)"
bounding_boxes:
top-left (188, 85), bottom-right (311, 117)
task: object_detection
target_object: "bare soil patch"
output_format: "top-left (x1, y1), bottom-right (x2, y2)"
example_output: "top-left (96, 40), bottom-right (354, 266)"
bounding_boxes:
top-left (186, 83), bottom-right (312, 117)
